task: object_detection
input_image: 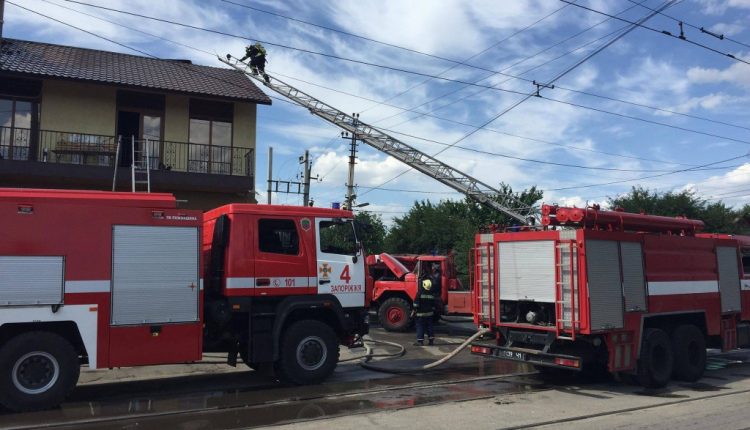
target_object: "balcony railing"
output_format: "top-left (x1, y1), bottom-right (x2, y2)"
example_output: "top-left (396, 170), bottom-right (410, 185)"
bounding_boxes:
top-left (0, 126), bottom-right (254, 177)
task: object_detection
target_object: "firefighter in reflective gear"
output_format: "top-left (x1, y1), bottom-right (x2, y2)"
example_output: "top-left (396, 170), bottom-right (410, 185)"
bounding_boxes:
top-left (237, 42), bottom-right (269, 82)
top-left (430, 262), bottom-right (443, 316)
top-left (411, 278), bottom-right (436, 346)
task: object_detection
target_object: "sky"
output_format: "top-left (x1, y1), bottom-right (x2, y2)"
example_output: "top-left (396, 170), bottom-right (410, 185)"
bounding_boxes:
top-left (4, 0), bottom-right (750, 224)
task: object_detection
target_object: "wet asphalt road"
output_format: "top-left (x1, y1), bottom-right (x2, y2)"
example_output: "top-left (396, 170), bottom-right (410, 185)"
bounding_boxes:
top-left (2, 320), bottom-right (532, 429)
top-left (5, 321), bottom-right (750, 430)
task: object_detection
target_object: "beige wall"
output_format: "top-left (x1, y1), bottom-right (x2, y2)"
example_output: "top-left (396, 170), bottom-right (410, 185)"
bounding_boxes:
top-left (233, 102), bottom-right (256, 150)
top-left (164, 94), bottom-right (189, 143)
top-left (40, 80), bottom-right (116, 135)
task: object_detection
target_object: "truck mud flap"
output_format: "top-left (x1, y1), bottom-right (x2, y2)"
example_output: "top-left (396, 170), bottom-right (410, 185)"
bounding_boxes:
top-left (470, 342), bottom-right (583, 371)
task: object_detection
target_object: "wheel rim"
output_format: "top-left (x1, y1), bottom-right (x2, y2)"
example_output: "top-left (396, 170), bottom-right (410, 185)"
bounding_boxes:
top-left (296, 336), bottom-right (327, 371)
top-left (12, 351), bottom-right (60, 395)
top-left (386, 306), bottom-right (405, 325)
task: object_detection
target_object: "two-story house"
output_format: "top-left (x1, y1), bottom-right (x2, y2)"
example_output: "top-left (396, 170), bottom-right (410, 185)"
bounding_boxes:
top-left (0, 38), bottom-right (271, 209)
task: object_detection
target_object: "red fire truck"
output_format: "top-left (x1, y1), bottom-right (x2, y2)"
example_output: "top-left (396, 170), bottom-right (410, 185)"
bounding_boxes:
top-left (470, 205), bottom-right (750, 387)
top-left (366, 253), bottom-right (473, 331)
top-left (0, 188), bottom-right (368, 411)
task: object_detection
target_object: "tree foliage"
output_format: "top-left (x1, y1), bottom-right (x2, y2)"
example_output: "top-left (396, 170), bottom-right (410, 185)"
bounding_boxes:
top-left (383, 184), bottom-right (543, 281)
top-left (608, 186), bottom-right (749, 234)
top-left (354, 211), bottom-right (387, 254)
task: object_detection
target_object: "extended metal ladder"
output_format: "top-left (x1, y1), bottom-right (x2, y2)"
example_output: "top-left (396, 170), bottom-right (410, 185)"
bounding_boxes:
top-left (219, 56), bottom-right (536, 225)
top-left (131, 137), bottom-right (151, 193)
top-left (555, 240), bottom-right (579, 340)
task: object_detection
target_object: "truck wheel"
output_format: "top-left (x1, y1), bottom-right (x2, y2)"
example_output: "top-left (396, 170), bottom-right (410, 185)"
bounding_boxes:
top-left (378, 297), bottom-right (412, 332)
top-left (671, 324), bottom-right (706, 382)
top-left (637, 328), bottom-right (673, 388)
top-left (0, 331), bottom-right (80, 412)
top-left (276, 320), bottom-right (339, 384)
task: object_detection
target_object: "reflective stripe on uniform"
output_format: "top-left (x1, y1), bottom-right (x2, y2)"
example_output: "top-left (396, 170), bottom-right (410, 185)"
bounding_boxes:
top-left (416, 311), bottom-right (434, 317)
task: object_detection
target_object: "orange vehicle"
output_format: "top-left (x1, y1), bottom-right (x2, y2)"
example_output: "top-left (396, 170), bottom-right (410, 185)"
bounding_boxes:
top-left (366, 253), bottom-right (473, 331)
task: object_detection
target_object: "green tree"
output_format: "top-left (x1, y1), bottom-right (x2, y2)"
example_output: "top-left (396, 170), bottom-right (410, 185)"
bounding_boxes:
top-left (608, 186), bottom-right (749, 234)
top-left (384, 184), bottom-right (543, 282)
top-left (354, 211), bottom-right (387, 254)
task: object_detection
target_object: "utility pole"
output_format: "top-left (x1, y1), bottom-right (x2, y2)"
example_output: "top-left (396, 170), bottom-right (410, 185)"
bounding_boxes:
top-left (267, 149), bottom-right (317, 206)
top-left (342, 113), bottom-right (359, 210)
top-left (0, 0), bottom-right (5, 40)
top-left (300, 150), bottom-right (311, 206)
top-left (267, 146), bottom-right (273, 204)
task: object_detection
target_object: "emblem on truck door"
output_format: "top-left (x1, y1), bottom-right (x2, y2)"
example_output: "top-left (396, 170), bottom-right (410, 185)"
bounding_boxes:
top-left (319, 263), bottom-right (332, 279)
top-left (300, 218), bottom-right (311, 231)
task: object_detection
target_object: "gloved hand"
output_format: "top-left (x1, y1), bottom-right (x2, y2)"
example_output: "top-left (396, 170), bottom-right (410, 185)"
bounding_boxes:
top-left (226, 54), bottom-right (231, 60)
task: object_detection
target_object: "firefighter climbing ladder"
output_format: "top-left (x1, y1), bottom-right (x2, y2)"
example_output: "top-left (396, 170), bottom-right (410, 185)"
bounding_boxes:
top-left (219, 56), bottom-right (535, 225)
top-left (131, 137), bottom-right (151, 192)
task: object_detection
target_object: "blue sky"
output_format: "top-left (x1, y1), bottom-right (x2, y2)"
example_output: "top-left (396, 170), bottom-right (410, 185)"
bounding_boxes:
top-left (5, 0), bottom-right (750, 223)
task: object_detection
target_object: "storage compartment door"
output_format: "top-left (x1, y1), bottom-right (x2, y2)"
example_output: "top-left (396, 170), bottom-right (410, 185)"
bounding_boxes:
top-left (111, 226), bottom-right (199, 325)
top-left (586, 240), bottom-right (624, 329)
top-left (621, 242), bottom-right (647, 312)
top-left (717, 246), bottom-right (741, 313)
top-left (0, 256), bottom-right (64, 305)
top-left (497, 241), bottom-right (555, 303)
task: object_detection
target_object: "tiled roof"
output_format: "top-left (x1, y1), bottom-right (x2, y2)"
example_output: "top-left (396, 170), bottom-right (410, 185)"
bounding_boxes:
top-left (0, 38), bottom-right (271, 104)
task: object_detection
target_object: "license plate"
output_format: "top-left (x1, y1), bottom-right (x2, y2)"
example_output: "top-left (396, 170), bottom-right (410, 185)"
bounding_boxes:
top-left (500, 350), bottom-right (526, 361)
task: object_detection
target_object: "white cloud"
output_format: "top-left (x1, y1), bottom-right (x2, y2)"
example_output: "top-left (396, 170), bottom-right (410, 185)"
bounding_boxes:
top-left (687, 61), bottom-right (750, 89)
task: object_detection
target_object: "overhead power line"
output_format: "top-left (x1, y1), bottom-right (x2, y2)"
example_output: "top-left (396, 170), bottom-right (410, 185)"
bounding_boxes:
top-left (543, 153), bottom-right (747, 192)
top-left (361, 0), bottom-right (677, 196)
top-left (626, 0), bottom-right (750, 50)
top-left (559, 0), bottom-right (750, 66)
top-left (60, 0), bottom-right (750, 136)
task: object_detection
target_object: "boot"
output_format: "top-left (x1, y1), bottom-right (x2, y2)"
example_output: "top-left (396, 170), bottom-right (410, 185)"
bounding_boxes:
top-left (413, 340), bottom-right (424, 347)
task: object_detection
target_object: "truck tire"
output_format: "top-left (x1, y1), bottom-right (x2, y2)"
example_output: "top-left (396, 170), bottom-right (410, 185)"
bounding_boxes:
top-left (276, 320), bottom-right (339, 385)
top-left (671, 324), bottom-right (706, 382)
top-left (637, 328), bottom-right (673, 388)
top-left (378, 297), bottom-right (412, 332)
top-left (0, 331), bottom-right (80, 412)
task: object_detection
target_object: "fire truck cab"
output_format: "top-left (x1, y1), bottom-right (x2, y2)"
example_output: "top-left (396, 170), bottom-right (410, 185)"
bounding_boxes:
top-left (471, 205), bottom-right (750, 388)
top-left (0, 189), bottom-right (368, 411)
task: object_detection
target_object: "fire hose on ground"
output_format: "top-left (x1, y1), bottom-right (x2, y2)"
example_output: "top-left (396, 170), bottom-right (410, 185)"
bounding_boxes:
top-left (342, 328), bottom-right (491, 373)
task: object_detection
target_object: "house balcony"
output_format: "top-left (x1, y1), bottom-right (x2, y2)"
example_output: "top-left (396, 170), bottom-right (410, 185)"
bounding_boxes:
top-left (0, 127), bottom-right (255, 201)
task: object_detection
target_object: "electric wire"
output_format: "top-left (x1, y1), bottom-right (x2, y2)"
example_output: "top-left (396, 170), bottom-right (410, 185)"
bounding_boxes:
top-left (559, 0), bottom-right (750, 65)
top-left (32, 1), bottom-right (746, 203)
top-left (360, 1), bottom-right (678, 197)
top-left (625, 0), bottom-right (750, 50)
top-left (543, 153), bottom-right (747, 192)
top-left (57, 0), bottom-right (750, 135)
top-left (270, 71), bottom-right (702, 168)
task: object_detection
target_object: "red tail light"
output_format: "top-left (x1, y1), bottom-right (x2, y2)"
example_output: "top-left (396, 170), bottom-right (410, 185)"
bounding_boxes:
top-left (471, 346), bottom-right (491, 355)
top-left (554, 357), bottom-right (580, 368)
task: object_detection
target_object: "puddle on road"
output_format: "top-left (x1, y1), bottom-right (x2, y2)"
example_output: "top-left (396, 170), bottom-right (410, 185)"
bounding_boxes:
top-left (0, 358), bottom-right (531, 429)
top-left (48, 377), bottom-right (543, 430)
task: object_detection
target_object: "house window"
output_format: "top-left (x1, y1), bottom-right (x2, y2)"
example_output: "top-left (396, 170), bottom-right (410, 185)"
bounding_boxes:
top-left (188, 99), bottom-right (233, 174)
top-left (258, 219), bottom-right (299, 255)
top-left (0, 98), bottom-right (33, 160)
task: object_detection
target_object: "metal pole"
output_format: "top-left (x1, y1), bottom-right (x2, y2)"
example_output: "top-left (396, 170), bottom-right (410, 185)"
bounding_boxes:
top-left (302, 150), bottom-right (311, 206)
top-left (345, 113), bottom-right (359, 210)
top-left (267, 146), bottom-right (273, 205)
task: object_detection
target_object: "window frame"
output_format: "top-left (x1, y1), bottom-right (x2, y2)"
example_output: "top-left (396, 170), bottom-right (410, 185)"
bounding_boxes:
top-left (257, 218), bottom-right (301, 256)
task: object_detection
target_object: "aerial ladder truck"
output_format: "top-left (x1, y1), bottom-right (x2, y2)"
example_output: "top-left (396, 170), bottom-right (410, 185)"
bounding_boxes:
top-left (220, 55), bottom-right (536, 331)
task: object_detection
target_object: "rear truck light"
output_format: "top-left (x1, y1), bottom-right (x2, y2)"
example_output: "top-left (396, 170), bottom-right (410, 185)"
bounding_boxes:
top-left (554, 357), bottom-right (580, 368)
top-left (471, 345), bottom-right (491, 355)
